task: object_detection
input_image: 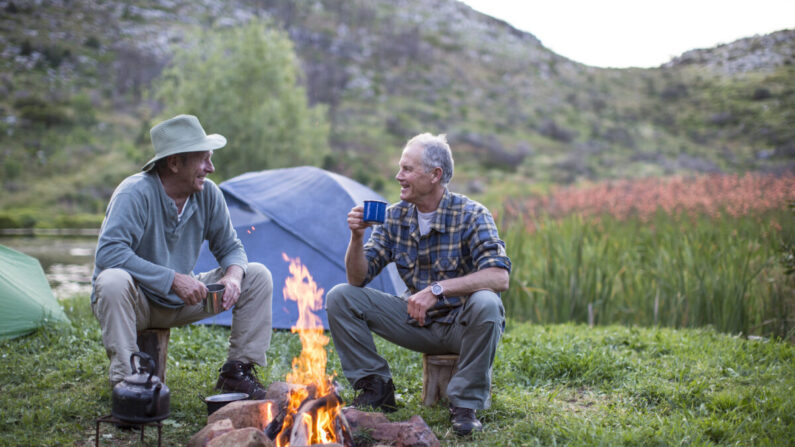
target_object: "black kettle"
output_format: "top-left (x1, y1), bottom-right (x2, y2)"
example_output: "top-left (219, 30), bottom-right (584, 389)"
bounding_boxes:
top-left (111, 352), bottom-right (170, 423)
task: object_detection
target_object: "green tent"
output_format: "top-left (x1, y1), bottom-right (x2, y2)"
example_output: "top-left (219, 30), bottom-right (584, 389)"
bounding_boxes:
top-left (0, 244), bottom-right (70, 340)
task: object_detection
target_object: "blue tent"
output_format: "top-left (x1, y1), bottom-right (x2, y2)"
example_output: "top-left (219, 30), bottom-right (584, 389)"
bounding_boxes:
top-left (194, 166), bottom-right (407, 329)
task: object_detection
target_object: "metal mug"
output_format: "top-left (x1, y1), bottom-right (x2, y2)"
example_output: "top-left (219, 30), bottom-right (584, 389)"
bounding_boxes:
top-left (203, 283), bottom-right (225, 314)
top-left (363, 200), bottom-right (387, 223)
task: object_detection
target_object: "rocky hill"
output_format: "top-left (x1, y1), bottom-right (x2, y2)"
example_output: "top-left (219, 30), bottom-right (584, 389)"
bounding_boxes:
top-left (0, 0), bottom-right (793, 218)
top-left (665, 29), bottom-right (794, 75)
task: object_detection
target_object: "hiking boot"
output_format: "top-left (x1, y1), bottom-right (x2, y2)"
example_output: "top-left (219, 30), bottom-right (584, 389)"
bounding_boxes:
top-left (449, 405), bottom-right (483, 436)
top-left (215, 360), bottom-right (268, 400)
top-left (351, 375), bottom-right (397, 413)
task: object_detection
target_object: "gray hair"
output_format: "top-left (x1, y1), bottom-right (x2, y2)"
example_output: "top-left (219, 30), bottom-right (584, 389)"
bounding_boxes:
top-left (406, 133), bottom-right (454, 186)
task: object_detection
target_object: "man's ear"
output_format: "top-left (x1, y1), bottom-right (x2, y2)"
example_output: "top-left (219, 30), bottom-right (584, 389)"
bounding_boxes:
top-left (166, 155), bottom-right (180, 174)
top-left (433, 166), bottom-right (443, 183)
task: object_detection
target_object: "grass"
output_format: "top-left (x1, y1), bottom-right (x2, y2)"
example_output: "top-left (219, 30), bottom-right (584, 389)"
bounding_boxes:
top-left (1, 296), bottom-right (793, 446)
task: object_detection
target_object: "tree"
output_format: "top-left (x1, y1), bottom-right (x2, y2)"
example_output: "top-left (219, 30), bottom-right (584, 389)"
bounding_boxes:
top-left (153, 21), bottom-right (329, 179)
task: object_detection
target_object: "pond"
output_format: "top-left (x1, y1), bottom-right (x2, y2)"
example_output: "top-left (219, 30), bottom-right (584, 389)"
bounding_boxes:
top-left (0, 236), bottom-right (97, 300)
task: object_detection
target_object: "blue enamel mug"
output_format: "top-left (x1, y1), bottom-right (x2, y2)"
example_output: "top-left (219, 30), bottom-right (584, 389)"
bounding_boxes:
top-left (363, 200), bottom-right (387, 223)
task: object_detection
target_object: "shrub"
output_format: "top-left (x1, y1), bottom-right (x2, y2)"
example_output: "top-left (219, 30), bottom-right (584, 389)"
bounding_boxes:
top-left (14, 96), bottom-right (72, 127)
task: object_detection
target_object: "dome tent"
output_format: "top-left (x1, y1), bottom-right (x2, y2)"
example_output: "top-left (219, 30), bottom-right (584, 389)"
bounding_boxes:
top-left (0, 244), bottom-right (70, 340)
top-left (194, 166), bottom-right (407, 329)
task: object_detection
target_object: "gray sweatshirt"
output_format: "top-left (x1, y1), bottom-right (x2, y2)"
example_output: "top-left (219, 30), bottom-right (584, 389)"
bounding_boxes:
top-left (91, 171), bottom-right (247, 308)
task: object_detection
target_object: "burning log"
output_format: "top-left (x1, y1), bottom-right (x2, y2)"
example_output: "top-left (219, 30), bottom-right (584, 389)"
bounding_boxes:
top-left (290, 393), bottom-right (345, 446)
top-left (267, 390), bottom-right (353, 447)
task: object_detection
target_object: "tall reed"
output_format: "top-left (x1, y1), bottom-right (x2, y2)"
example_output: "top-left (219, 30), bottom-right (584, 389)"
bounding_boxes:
top-left (501, 210), bottom-right (793, 339)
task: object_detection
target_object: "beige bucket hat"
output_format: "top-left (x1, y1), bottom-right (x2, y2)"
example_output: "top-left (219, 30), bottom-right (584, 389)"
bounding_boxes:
top-left (142, 114), bottom-right (227, 171)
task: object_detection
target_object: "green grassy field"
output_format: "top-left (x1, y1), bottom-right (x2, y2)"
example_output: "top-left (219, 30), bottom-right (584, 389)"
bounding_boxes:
top-left (1, 296), bottom-right (792, 446)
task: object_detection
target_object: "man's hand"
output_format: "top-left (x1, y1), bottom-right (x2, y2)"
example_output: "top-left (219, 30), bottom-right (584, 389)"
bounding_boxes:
top-left (172, 272), bottom-right (207, 305)
top-left (347, 205), bottom-right (372, 236)
top-left (407, 288), bottom-right (438, 326)
top-left (345, 205), bottom-right (373, 286)
top-left (217, 265), bottom-right (244, 310)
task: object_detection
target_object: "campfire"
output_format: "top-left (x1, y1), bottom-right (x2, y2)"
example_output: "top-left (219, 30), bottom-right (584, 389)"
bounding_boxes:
top-left (189, 253), bottom-right (441, 447)
top-left (262, 254), bottom-right (352, 447)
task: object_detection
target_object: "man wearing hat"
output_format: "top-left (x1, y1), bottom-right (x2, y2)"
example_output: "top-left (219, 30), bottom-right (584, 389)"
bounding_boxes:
top-left (91, 114), bottom-right (273, 399)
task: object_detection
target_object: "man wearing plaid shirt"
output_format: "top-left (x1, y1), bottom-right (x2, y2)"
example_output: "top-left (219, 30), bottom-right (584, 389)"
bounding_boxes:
top-left (326, 133), bottom-right (511, 436)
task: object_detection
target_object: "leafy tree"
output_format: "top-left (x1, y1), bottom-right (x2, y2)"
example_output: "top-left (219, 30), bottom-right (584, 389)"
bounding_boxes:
top-left (153, 21), bottom-right (329, 179)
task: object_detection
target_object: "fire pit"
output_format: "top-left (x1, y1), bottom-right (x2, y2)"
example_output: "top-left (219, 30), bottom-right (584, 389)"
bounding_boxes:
top-left (188, 254), bottom-right (439, 447)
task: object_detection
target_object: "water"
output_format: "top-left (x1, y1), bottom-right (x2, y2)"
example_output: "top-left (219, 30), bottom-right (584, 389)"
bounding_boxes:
top-left (0, 236), bottom-right (97, 300)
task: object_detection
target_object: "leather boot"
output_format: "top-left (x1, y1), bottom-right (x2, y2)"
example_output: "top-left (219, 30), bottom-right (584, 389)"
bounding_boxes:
top-left (215, 360), bottom-right (268, 400)
top-left (351, 375), bottom-right (397, 413)
top-left (450, 405), bottom-right (483, 436)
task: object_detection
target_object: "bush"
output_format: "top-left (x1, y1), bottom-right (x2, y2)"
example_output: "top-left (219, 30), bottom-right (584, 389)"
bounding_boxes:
top-left (752, 87), bottom-right (772, 101)
top-left (14, 96), bottom-right (72, 127)
top-left (51, 213), bottom-right (103, 229)
top-left (0, 210), bottom-right (38, 228)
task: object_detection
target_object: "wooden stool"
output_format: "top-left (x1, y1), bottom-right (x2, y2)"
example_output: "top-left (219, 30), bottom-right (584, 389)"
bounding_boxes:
top-left (421, 354), bottom-right (459, 406)
top-left (136, 328), bottom-right (171, 383)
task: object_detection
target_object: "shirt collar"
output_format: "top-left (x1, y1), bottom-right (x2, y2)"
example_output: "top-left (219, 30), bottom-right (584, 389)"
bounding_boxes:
top-left (150, 171), bottom-right (196, 224)
top-left (398, 188), bottom-right (452, 233)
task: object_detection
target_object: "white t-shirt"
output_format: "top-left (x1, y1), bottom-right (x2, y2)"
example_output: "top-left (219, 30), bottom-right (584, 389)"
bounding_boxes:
top-left (417, 210), bottom-right (435, 236)
top-left (177, 196), bottom-right (190, 222)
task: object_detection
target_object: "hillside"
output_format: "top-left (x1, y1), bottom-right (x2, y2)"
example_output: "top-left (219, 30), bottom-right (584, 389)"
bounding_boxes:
top-left (0, 0), bottom-right (793, 219)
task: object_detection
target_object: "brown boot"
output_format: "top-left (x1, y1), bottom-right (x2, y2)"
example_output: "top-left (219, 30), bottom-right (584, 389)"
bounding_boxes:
top-left (215, 360), bottom-right (268, 400)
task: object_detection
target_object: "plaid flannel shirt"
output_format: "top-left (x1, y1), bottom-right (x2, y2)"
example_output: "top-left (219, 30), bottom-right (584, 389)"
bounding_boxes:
top-left (361, 189), bottom-right (511, 325)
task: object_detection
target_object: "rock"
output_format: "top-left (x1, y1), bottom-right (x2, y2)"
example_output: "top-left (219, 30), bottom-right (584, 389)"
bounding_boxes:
top-left (398, 415), bottom-right (440, 447)
top-left (371, 415), bottom-right (439, 447)
top-left (340, 407), bottom-right (389, 431)
top-left (188, 418), bottom-right (235, 447)
top-left (207, 399), bottom-right (277, 430)
top-left (265, 381), bottom-right (306, 409)
top-left (206, 427), bottom-right (273, 447)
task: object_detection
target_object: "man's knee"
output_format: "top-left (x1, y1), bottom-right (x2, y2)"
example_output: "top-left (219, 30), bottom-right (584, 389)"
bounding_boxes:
top-left (94, 268), bottom-right (135, 303)
top-left (325, 283), bottom-right (359, 316)
top-left (464, 290), bottom-right (504, 325)
top-left (244, 262), bottom-right (273, 295)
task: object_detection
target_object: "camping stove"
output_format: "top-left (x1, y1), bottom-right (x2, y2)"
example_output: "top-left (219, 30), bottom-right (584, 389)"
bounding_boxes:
top-left (95, 414), bottom-right (163, 447)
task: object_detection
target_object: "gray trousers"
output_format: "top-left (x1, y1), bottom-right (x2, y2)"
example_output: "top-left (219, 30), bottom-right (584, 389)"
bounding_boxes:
top-left (325, 284), bottom-right (504, 409)
top-left (92, 263), bottom-right (273, 385)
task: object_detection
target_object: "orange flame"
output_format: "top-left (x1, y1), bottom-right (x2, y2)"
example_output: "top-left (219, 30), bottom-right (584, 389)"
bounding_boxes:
top-left (275, 253), bottom-right (338, 446)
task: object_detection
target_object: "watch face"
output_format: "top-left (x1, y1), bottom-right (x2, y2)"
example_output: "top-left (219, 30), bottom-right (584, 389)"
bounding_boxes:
top-left (431, 283), bottom-right (443, 296)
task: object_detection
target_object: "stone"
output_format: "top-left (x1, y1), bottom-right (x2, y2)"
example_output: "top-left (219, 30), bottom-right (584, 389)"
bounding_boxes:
top-left (371, 415), bottom-right (439, 447)
top-left (207, 427), bottom-right (273, 447)
top-left (265, 381), bottom-right (306, 409)
top-left (340, 407), bottom-right (389, 431)
top-left (187, 418), bottom-right (235, 447)
top-left (207, 399), bottom-right (277, 430)
top-left (397, 415), bottom-right (441, 447)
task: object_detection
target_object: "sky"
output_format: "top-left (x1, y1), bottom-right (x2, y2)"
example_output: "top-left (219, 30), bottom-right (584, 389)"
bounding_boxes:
top-left (459, 0), bottom-right (795, 68)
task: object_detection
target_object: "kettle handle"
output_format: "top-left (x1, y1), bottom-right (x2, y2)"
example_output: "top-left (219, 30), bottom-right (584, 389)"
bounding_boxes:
top-left (147, 382), bottom-right (163, 417)
top-left (130, 351), bottom-right (156, 384)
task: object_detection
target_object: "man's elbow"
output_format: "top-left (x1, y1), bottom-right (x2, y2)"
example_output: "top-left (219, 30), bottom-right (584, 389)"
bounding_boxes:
top-left (495, 269), bottom-right (510, 292)
top-left (93, 249), bottom-right (114, 271)
top-left (346, 272), bottom-right (367, 287)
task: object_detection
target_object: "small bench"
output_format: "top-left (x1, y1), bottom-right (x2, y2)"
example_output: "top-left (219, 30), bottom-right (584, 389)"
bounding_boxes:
top-left (421, 354), bottom-right (459, 406)
top-left (136, 328), bottom-right (171, 383)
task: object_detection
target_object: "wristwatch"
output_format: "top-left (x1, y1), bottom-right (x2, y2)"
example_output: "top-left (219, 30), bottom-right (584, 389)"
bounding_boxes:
top-left (430, 281), bottom-right (444, 298)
